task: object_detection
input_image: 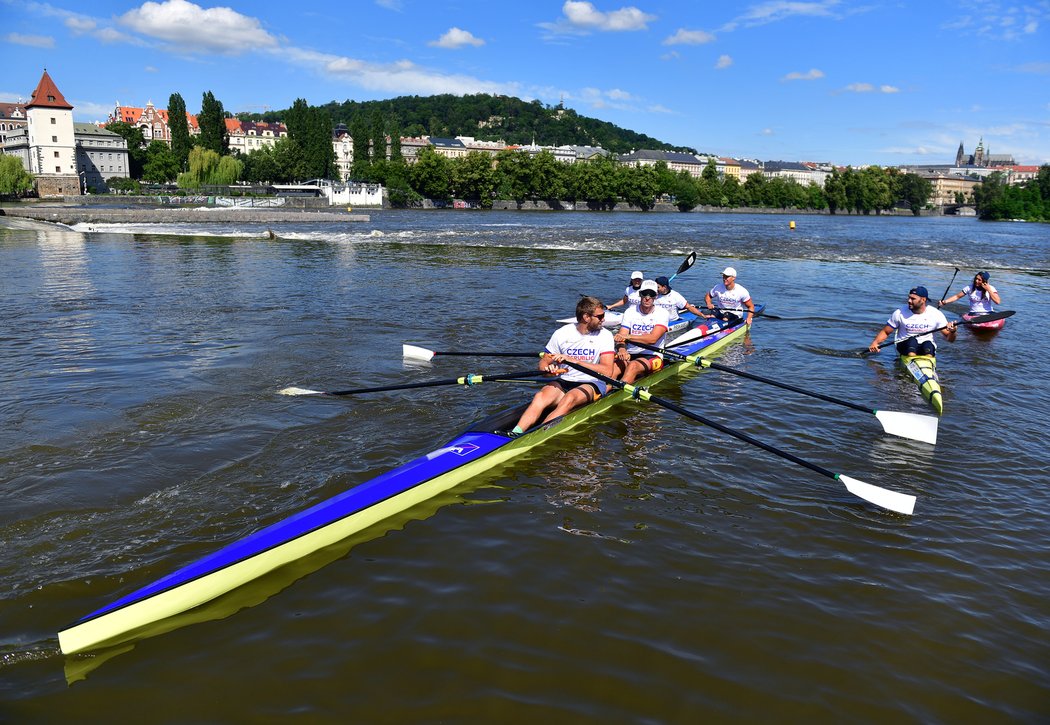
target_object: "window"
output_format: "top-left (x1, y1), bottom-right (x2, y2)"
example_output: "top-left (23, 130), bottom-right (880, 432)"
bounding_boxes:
top-left (55, 166), bottom-right (61, 172)
top-left (52, 136), bottom-right (58, 143)
top-left (51, 117), bottom-right (56, 124)
top-left (54, 151), bottom-right (60, 158)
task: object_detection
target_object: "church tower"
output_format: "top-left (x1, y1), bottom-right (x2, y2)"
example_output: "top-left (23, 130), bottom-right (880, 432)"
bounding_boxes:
top-left (955, 141), bottom-right (965, 167)
top-left (973, 137), bottom-right (985, 168)
top-left (25, 69), bottom-right (80, 196)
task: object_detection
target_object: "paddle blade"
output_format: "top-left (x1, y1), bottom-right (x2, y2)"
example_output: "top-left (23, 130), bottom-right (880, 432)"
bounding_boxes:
top-left (964, 310), bottom-right (1014, 324)
top-left (874, 410), bottom-right (938, 445)
top-left (278, 386), bottom-right (325, 396)
top-left (839, 475), bottom-right (916, 515)
top-left (677, 251), bottom-right (697, 275)
top-left (403, 344), bottom-right (436, 362)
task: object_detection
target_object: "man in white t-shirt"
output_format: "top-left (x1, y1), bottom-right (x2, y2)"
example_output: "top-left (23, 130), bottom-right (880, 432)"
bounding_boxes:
top-left (653, 276), bottom-right (704, 321)
top-left (607, 270), bottom-right (644, 311)
top-left (868, 286), bottom-right (957, 356)
top-left (704, 267), bottom-right (755, 325)
top-left (509, 296), bottom-right (616, 436)
top-left (613, 280), bottom-right (671, 383)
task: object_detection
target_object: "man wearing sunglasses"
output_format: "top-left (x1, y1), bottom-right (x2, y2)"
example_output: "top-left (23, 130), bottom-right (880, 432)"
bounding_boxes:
top-left (509, 296), bottom-right (616, 436)
top-left (613, 280), bottom-right (671, 384)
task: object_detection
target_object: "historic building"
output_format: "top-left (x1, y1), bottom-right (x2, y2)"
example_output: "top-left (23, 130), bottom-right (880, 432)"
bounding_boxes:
top-left (0, 101), bottom-right (28, 148)
top-left (955, 138), bottom-right (1015, 168)
top-left (2, 70), bottom-right (79, 196)
top-left (109, 101), bottom-right (199, 144)
top-left (74, 122), bottom-right (129, 192)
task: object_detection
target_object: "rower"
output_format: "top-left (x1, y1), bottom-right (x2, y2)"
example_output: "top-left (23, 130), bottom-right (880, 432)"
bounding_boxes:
top-left (507, 296), bottom-right (616, 436)
top-left (653, 275), bottom-right (705, 321)
top-left (704, 266), bottom-right (755, 325)
top-left (868, 286), bottom-right (957, 356)
top-left (607, 270), bottom-right (644, 311)
top-left (613, 280), bottom-right (671, 384)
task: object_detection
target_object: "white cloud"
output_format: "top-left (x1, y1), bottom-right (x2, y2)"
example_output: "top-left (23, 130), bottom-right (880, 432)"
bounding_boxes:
top-left (4, 32), bottom-right (54, 48)
top-left (375, 0), bottom-right (403, 10)
top-left (760, 128), bottom-right (775, 136)
top-left (663, 28), bottom-right (716, 45)
top-left (541, 1), bottom-right (656, 35)
top-left (118, 0), bottom-right (278, 54)
top-left (844, 82), bottom-right (875, 92)
top-left (429, 27), bottom-right (485, 49)
top-left (716, 54), bottom-right (733, 69)
top-left (724, 0), bottom-right (842, 30)
top-left (944, 2), bottom-right (1050, 40)
top-left (145, 65), bottom-right (158, 72)
top-left (880, 84), bottom-right (899, 93)
top-left (1016, 62), bottom-right (1050, 74)
top-left (783, 68), bottom-right (824, 81)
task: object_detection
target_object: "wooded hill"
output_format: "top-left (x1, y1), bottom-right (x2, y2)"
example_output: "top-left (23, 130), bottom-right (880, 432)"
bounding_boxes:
top-left (244, 94), bottom-right (695, 155)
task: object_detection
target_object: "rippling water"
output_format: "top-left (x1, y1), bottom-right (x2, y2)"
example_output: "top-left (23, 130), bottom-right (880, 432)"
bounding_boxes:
top-left (1, 211), bottom-right (1048, 720)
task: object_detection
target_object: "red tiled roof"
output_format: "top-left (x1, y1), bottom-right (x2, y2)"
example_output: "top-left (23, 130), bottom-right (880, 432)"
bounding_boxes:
top-left (26, 70), bottom-right (72, 110)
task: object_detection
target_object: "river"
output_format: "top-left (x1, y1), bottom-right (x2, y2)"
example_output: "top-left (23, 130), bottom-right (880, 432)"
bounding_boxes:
top-left (1, 210), bottom-right (1048, 721)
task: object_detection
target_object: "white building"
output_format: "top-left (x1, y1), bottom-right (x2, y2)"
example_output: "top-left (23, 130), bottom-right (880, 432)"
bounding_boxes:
top-left (3, 70), bottom-right (80, 196)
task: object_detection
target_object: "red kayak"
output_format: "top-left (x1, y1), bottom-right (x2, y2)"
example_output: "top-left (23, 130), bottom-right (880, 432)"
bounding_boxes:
top-left (963, 311), bottom-right (1007, 332)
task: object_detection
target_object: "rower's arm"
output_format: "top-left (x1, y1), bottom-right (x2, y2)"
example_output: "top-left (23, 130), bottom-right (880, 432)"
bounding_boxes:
top-left (868, 324), bottom-right (895, 352)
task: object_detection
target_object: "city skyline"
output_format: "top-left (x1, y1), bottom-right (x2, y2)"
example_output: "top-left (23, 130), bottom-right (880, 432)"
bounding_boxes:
top-left (2, 0), bottom-right (1048, 167)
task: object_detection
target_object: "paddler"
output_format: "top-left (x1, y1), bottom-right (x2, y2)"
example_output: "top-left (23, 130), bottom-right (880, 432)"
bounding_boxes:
top-left (938, 271), bottom-right (1001, 314)
top-left (613, 280), bottom-right (671, 384)
top-left (653, 275), bottom-right (705, 321)
top-left (507, 296), bottom-right (616, 436)
top-left (606, 270), bottom-right (644, 311)
top-left (704, 266), bottom-right (755, 325)
top-left (868, 286), bottom-right (957, 355)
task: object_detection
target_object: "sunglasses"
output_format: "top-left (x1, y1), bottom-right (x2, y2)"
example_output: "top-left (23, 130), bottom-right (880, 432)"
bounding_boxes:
top-left (640, 291), bottom-right (657, 298)
top-left (591, 312), bottom-right (606, 320)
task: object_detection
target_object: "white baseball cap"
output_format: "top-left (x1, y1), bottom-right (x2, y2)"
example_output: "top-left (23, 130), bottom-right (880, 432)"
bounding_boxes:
top-left (722, 267), bottom-right (737, 277)
top-left (639, 280), bottom-right (659, 294)
top-left (630, 270), bottom-right (644, 280)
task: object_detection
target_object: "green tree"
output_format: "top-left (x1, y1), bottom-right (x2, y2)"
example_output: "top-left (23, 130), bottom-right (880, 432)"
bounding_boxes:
top-left (895, 172), bottom-right (932, 215)
top-left (285, 98), bottom-right (336, 180)
top-left (350, 118), bottom-right (371, 178)
top-left (673, 170), bottom-right (700, 211)
top-left (652, 160), bottom-right (677, 200)
top-left (384, 161), bottom-right (420, 207)
top-left (531, 150), bottom-right (566, 200)
top-left (823, 169), bottom-right (847, 214)
top-left (177, 146), bottom-right (242, 188)
top-left (197, 91), bottom-right (229, 155)
top-left (167, 92), bottom-right (192, 170)
top-left (240, 146), bottom-right (281, 184)
top-left (105, 121), bottom-right (147, 178)
top-left (617, 164), bottom-right (659, 210)
top-left (142, 140), bottom-right (180, 183)
top-left (0, 155), bottom-right (34, 195)
top-left (494, 149), bottom-right (534, 204)
top-left (409, 146), bottom-right (452, 201)
top-left (451, 151), bottom-right (496, 206)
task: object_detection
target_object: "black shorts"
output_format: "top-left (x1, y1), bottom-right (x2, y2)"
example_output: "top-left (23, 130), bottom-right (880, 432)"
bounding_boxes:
top-left (551, 378), bottom-right (606, 397)
top-left (896, 338), bottom-right (936, 356)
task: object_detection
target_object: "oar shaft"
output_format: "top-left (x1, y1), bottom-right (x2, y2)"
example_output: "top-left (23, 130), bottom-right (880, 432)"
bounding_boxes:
top-left (427, 351), bottom-right (538, 358)
top-left (939, 267), bottom-right (960, 304)
top-left (633, 340), bottom-right (873, 415)
top-left (325, 369), bottom-right (544, 396)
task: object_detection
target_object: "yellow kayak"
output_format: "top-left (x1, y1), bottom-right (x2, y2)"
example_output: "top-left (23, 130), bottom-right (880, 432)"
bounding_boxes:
top-left (899, 354), bottom-right (943, 415)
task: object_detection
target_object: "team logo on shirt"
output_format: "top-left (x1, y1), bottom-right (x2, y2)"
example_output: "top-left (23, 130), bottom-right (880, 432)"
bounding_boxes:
top-left (564, 345), bottom-right (598, 359)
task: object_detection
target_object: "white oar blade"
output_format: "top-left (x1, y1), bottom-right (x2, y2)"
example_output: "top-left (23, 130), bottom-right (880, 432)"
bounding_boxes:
top-left (839, 475), bottom-right (916, 515)
top-left (556, 316), bottom-right (575, 324)
top-left (875, 410), bottom-right (938, 445)
top-left (402, 344), bottom-right (436, 362)
top-left (278, 386), bottom-right (325, 396)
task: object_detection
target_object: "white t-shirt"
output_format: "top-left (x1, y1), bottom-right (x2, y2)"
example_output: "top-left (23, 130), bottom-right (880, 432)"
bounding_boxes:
top-left (622, 285), bottom-right (642, 307)
top-left (619, 305), bottom-right (670, 355)
top-left (961, 284), bottom-right (997, 314)
top-left (708, 283), bottom-right (751, 312)
top-left (886, 306), bottom-right (949, 347)
top-left (655, 289), bottom-right (689, 321)
top-left (545, 324), bottom-right (615, 384)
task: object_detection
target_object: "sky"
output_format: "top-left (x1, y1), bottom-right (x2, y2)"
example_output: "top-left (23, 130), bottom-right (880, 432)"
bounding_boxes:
top-left (2, 0), bottom-right (1049, 167)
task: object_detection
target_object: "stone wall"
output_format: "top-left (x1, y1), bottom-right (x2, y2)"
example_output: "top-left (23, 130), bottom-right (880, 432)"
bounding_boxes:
top-left (35, 175), bottom-right (81, 198)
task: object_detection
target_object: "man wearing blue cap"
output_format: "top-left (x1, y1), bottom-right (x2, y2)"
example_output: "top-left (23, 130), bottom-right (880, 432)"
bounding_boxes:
top-left (868, 286), bottom-right (957, 355)
top-left (653, 275), bottom-right (705, 321)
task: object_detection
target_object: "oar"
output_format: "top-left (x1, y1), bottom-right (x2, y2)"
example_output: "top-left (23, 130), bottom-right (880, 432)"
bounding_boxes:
top-left (938, 267), bottom-right (960, 305)
top-left (279, 369), bottom-right (545, 396)
top-left (704, 306), bottom-right (784, 321)
top-left (628, 340), bottom-right (937, 444)
top-left (667, 251), bottom-right (697, 283)
top-left (404, 344), bottom-right (540, 362)
top-left (559, 361), bottom-right (916, 514)
top-left (860, 311), bottom-right (1015, 357)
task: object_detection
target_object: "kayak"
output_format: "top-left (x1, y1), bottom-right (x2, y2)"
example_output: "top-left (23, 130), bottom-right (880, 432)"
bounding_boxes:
top-left (899, 354), bottom-right (943, 415)
top-left (963, 311), bottom-right (1006, 332)
top-left (58, 312), bottom-right (757, 656)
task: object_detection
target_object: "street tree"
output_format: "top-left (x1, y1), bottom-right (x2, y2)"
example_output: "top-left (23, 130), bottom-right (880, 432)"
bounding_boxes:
top-left (198, 91), bottom-right (229, 155)
top-left (0, 155), bottom-right (34, 195)
top-left (167, 92), bottom-right (192, 170)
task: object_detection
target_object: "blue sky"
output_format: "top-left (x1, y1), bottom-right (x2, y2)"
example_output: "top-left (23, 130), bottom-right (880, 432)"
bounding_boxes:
top-left (3, 0), bottom-right (1048, 166)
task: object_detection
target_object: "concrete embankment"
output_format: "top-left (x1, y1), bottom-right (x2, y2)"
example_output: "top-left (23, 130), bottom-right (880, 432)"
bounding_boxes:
top-left (0, 206), bottom-right (370, 226)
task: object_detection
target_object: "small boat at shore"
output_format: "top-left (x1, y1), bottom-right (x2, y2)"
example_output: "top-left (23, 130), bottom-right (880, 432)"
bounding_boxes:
top-left (900, 354), bottom-right (943, 415)
top-left (58, 314), bottom-right (753, 656)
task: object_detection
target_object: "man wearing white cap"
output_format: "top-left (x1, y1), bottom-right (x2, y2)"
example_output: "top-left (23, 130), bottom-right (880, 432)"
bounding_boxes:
top-left (613, 280), bottom-right (671, 383)
top-left (607, 270), bottom-right (644, 311)
top-left (705, 266), bottom-right (755, 325)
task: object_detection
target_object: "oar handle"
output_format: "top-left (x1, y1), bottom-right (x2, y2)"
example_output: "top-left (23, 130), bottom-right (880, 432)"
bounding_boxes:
top-left (630, 340), bottom-right (873, 415)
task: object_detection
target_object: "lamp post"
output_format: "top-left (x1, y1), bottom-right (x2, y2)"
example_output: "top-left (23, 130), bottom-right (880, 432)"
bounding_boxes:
top-left (78, 170), bottom-right (86, 195)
